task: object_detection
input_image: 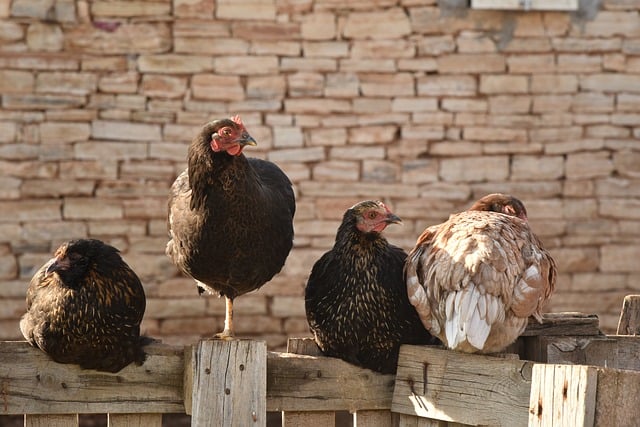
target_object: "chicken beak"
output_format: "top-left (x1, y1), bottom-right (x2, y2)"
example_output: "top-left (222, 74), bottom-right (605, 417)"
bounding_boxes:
top-left (238, 133), bottom-right (257, 147)
top-left (386, 213), bottom-right (402, 225)
top-left (44, 256), bottom-right (69, 276)
top-left (44, 259), bottom-right (60, 276)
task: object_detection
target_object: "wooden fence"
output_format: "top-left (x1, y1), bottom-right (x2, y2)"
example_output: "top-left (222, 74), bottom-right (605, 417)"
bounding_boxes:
top-left (2, 295), bottom-right (640, 427)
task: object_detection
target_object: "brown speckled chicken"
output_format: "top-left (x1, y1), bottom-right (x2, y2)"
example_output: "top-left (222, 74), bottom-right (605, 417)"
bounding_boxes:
top-left (305, 201), bottom-right (438, 374)
top-left (405, 193), bottom-right (556, 353)
top-left (20, 239), bottom-right (147, 372)
top-left (166, 115), bottom-right (295, 339)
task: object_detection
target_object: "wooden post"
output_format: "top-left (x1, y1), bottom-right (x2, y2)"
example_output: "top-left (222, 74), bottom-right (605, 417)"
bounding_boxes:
top-left (24, 414), bottom-right (78, 427)
top-left (187, 339), bottom-right (266, 427)
top-left (528, 364), bottom-right (597, 427)
top-left (617, 295), bottom-right (640, 335)
top-left (107, 413), bottom-right (163, 427)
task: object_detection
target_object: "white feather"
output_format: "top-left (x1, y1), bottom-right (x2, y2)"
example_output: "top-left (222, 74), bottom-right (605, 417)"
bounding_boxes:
top-left (466, 307), bottom-right (491, 350)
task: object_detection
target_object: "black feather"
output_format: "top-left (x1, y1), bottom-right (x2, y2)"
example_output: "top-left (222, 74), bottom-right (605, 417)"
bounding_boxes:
top-left (166, 118), bottom-right (295, 329)
top-left (20, 239), bottom-right (147, 373)
top-left (305, 201), bottom-right (438, 374)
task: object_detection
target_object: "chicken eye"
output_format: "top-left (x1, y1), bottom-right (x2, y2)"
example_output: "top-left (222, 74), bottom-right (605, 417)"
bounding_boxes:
top-left (367, 211), bottom-right (377, 220)
top-left (220, 127), bottom-right (231, 137)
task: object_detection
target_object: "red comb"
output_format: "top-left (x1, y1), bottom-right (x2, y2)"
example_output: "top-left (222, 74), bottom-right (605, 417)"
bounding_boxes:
top-left (231, 115), bottom-right (243, 126)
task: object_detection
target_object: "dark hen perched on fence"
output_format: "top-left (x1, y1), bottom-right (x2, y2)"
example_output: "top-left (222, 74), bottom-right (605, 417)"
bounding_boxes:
top-left (406, 193), bottom-right (556, 354)
top-left (166, 115), bottom-right (295, 339)
top-left (20, 239), bottom-right (147, 373)
top-left (305, 200), bottom-right (439, 374)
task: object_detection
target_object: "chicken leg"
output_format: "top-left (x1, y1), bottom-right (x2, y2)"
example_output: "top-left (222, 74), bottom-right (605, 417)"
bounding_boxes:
top-left (214, 296), bottom-right (235, 340)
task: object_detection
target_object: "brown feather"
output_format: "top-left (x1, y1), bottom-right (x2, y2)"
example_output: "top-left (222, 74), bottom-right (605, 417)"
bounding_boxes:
top-left (406, 194), bottom-right (556, 353)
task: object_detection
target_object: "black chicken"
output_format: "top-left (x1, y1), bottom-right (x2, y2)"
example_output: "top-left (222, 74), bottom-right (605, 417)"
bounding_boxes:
top-left (166, 115), bottom-right (295, 339)
top-left (305, 200), bottom-right (438, 374)
top-left (20, 239), bottom-right (147, 373)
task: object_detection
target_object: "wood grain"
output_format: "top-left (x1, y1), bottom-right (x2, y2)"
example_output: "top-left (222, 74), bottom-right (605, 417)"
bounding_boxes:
top-left (392, 345), bottom-right (531, 426)
top-left (0, 341), bottom-right (184, 415)
top-left (617, 295), bottom-right (640, 335)
top-left (189, 339), bottom-right (266, 427)
top-left (528, 364), bottom-right (596, 427)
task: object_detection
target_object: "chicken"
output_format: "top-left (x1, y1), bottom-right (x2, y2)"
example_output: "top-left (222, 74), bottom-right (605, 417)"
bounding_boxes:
top-left (405, 193), bottom-right (556, 353)
top-left (305, 201), bottom-right (439, 374)
top-left (166, 115), bottom-right (295, 339)
top-left (20, 239), bottom-right (147, 373)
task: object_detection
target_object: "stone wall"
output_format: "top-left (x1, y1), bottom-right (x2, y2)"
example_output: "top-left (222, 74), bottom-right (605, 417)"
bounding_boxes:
top-left (0, 0), bottom-right (638, 349)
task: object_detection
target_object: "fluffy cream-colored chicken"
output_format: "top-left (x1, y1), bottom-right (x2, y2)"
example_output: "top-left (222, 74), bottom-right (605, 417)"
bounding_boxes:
top-left (405, 193), bottom-right (556, 353)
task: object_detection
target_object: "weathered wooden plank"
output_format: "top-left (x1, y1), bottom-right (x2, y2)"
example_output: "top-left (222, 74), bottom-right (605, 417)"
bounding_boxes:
top-left (0, 341), bottom-right (184, 415)
top-left (267, 351), bottom-right (394, 412)
top-left (189, 339), bottom-right (266, 427)
top-left (282, 411), bottom-right (336, 427)
top-left (355, 409), bottom-right (393, 427)
top-left (528, 335), bottom-right (640, 371)
top-left (397, 413), bottom-right (448, 427)
top-left (594, 367), bottom-right (640, 425)
top-left (24, 414), bottom-right (78, 427)
top-left (522, 313), bottom-right (601, 337)
top-left (107, 413), bottom-right (163, 427)
top-left (392, 346), bottom-right (532, 426)
top-left (617, 295), bottom-right (640, 335)
top-left (528, 364), bottom-right (596, 427)
top-left (287, 337), bottom-right (323, 357)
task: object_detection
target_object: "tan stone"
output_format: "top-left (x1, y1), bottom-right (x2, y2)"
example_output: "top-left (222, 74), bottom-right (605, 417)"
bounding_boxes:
top-left (63, 197), bottom-right (123, 220)
top-left (488, 95), bottom-right (531, 113)
top-left (600, 244), bottom-right (640, 272)
top-left (288, 72), bottom-right (324, 97)
top-left (214, 55), bottom-right (278, 74)
top-left (173, 0), bottom-right (214, 17)
top-left (26, 22), bottom-right (63, 51)
top-left (313, 160), bottom-right (359, 181)
top-left (440, 156), bottom-right (509, 182)
top-left (360, 73), bottom-right (414, 97)
top-left (463, 126), bottom-right (526, 142)
top-left (40, 122), bottom-right (90, 144)
top-left (175, 37), bottom-right (249, 55)
top-left (0, 200), bottom-right (61, 222)
top-left (98, 72), bottom-right (139, 94)
top-left (566, 151), bottom-right (614, 179)
top-left (285, 98), bottom-right (350, 114)
top-left (502, 38), bottom-right (552, 53)
top-left (216, 0), bottom-right (276, 20)
top-left (66, 23), bottom-right (171, 54)
top-left (304, 41), bottom-right (349, 58)
top-left (579, 11), bottom-right (640, 37)
top-left (511, 155), bottom-right (564, 181)
top-left (0, 21), bottom-right (22, 42)
top-left (343, 8), bottom-right (411, 39)
top-left (281, 57), bottom-right (336, 72)
top-left (507, 54), bottom-right (555, 73)
top-left (437, 54), bottom-right (505, 74)
top-left (532, 95), bottom-right (572, 112)
top-left (479, 75), bottom-right (528, 94)
top-left (531, 74), bottom-right (578, 94)
top-left (74, 141), bottom-right (148, 160)
top-left (232, 21), bottom-right (299, 40)
top-left (0, 70), bottom-right (34, 94)
top-left (93, 120), bottom-right (160, 142)
top-left (91, 1), bottom-right (171, 17)
top-left (418, 75), bottom-right (476, 96)
top-left (301, 12), bottom-right (335, 40)
top-left (36, 72), bottom-right (97, 96)
top-left (581, 73), bottom-right (640, 92)
top-left (140, 74), bottom-right (186, 98)
top-left (139, 54), bottom-right (213, 73)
